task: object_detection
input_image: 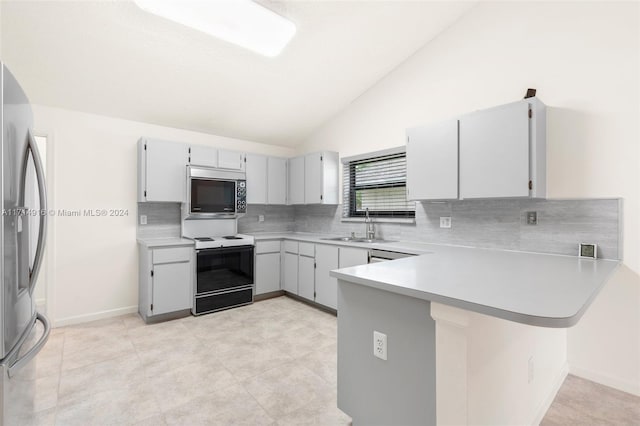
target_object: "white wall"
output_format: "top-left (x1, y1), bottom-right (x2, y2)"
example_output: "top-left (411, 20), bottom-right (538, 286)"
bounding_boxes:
top-left (433, 303), bottom-right (567, 425)
top-left (299, 2), bottom-right (640, 395)
top-left (32, 105), bottom-right (294, 326)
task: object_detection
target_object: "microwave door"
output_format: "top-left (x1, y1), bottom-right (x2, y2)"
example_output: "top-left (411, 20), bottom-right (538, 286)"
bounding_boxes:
top-left (190, 179), bottom-right (236, 215)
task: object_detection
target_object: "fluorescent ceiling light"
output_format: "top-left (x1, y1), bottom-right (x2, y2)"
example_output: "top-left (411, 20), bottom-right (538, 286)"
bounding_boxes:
top-left (133, 0), bottom-right (296, 57)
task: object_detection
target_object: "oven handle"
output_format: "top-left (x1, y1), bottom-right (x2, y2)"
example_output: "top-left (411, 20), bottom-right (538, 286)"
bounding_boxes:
top-left (197, 245), bottom-right (254, 255)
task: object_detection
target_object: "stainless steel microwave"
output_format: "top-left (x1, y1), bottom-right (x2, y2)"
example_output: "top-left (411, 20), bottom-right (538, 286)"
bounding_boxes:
top-left (187, 166), bottom-right (247, 218)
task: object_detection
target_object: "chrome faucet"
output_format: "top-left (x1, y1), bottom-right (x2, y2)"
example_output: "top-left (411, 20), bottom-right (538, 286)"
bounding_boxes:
top-left (365, 208), bottom-right (375, 240)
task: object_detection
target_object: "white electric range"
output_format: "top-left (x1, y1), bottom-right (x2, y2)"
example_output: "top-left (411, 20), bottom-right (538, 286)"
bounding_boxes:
top-left (182, 219), bottom-right (255, 315)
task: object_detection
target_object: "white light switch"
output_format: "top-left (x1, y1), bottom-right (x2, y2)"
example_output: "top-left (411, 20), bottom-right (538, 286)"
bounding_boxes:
top-left (258, 215), bottom-right (265, 222)
top-left (140, 215), bottom-right (147, 225)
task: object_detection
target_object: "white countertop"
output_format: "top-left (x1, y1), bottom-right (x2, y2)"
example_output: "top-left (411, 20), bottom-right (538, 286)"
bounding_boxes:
top-left (330, 244), bottom-right (619, 328)
top-left (137, 237), bottom-right (195, 248)
top-left (252, 232), bottom-right (432, 254)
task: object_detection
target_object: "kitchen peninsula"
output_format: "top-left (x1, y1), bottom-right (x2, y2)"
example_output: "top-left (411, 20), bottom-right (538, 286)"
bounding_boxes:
top-left (331, 244), bottom-right (619, 425)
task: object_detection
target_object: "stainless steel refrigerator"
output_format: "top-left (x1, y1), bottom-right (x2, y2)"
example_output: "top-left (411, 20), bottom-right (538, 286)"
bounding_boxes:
top-left (0, 62), bottom-right (50, 424)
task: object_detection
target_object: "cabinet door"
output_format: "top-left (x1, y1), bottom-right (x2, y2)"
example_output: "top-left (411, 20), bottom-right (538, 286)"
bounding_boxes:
top-left (190, 145), bottom-right (218, 168)
top-left (339, 247), bottom-right (369, 268)
top-left (315, 245), bottom-right (339, 309)
top-left (298, 255), bottom-right (315, 301)
top-left (245, 154), bottom-right (268, 204)
top-left (283, 252), bottom-right (298, 294)
top-left (288, 156), bottom-right (305, 205)
top-left (407, 119), bottom-right (459, 200)
top-left (144, 139), bottom-right (189, 202)
top-left (267, 157), bottom-right (287, 205)
top-left (304, 152), bottom-right (323, 204)
top-left (218, 149), bottom-right (245, 171)
top-left (459, 100), bottom-right (530, 199)
top-left (152, 262), bottom-right (191, 315)
top-left (255, 253), bottom-right (280, 295)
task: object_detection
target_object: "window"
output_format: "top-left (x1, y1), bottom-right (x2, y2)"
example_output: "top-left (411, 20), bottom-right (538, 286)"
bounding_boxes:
top-left (342, 148), bottom-right (415, 218)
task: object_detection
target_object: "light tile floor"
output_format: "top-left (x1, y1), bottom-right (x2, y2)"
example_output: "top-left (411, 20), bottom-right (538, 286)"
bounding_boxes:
top-left (22, 296), bottom-right (348, 426)
top-left (542, 374), bottom-right (640, 425)
top-left (21, 296), bottom-right (640, 425)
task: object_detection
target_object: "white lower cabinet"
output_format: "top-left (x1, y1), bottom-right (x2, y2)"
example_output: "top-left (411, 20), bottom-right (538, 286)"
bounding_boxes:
top-left (138, 244), bottom-right (193, 322)
top-left (339, 247), bottom-right (369, 268)
top-left (298, 255), bottom-right (315, 301)
top-left (283, 252), bottom-right (298, 294)
top-left (255, 240), bottom-right (282, 296)
top-left (315, 245), bottom-right (339, 309)
top-left (152, 262), bottom-right (192, 315)
top-left (279, 240), bottom-right (369, 311)
top-left (255, 253), bottom-right (281, 295)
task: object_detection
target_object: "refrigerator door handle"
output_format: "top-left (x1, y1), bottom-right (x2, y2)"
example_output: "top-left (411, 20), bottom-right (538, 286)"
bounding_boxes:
top-left (26, 130), bottom-right (47, 295)
top-left (7, 313), bottom-right (51, 378)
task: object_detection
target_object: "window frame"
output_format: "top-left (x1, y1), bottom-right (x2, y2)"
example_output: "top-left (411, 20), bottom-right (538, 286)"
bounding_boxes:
top-left (346, 152), bottom-right (415, 218)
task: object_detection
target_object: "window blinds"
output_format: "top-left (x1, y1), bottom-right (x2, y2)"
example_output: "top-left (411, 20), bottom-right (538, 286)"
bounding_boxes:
top-left (342, 153), bottom-right (415, 218)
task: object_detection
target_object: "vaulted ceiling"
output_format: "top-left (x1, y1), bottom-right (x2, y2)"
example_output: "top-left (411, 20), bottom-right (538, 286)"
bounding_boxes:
top-left (1, 1), bottom-right (475, 146)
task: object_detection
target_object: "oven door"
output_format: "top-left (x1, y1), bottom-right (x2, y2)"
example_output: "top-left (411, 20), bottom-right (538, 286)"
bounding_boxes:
top-left (196, 246), bottom-right (254, 294)
top-left (190, 178), bottom-right (237, 216)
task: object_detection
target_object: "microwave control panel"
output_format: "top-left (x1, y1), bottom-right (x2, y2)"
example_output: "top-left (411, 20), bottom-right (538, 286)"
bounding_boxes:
top-left (236, 180), bottom-right (247, 213)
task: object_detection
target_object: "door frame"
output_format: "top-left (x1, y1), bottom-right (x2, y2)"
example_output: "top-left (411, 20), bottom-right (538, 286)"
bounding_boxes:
top-left (34, 129), bottom-right (56, 324)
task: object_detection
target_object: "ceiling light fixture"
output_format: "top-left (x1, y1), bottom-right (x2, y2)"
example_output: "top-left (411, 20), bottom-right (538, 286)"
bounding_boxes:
top-left (133, 0), bottom-right (296, 57)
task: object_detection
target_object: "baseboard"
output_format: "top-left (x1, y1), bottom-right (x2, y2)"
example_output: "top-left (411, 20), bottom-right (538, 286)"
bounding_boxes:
top-left (254, 290), bottom-right (285, 301)
top-left (35, 298), bottom-right (46, 311)
top-left (284, 292), bottom-right (337, 315)
top-left (54, 305), bottom-right (138, 328)
top-left (570, 365), bottom-right (640, 397)
top-left (531, 362), bottom-right (569, 426)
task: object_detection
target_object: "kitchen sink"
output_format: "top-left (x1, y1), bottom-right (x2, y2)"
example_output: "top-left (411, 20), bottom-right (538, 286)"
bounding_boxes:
top-left (320, 236), bottom-right (396, 244)
top-left (322, 236), bottom-right (354, 242)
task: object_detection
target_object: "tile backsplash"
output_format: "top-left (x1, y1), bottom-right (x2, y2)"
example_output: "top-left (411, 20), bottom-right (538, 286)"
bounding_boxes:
top-left (294, 199), bottom-right (622, 260)
top-left (138, 199), bottom-right (622, 260)
top-left (137, 202), bottom-right (181, 239)
top-left (237, 204), bottom-right (296, 234)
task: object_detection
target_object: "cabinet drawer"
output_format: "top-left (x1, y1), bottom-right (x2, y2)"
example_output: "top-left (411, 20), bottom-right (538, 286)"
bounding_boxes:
top-left (256, 240), bottom-right (281, 254)
top-left (299, 242), bottom-right (315, 257)
top-left (283, 240), bottom-right (299, 254)
top-left (153, 247), bottom-right (192, 264)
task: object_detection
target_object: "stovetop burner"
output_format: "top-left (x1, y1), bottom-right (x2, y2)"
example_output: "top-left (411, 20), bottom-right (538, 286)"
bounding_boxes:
top-left (195, 237), bottom-right (214, 241)
top-left (222, 236), bottom-right (243, 240)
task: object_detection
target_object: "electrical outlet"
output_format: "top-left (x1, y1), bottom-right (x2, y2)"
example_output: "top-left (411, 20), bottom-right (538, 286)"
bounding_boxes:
top-left (373, 331), bottom-right (387, 360)
top-left (528, 356), bottom-right (535, 384)
top-left (140, 215), bottom-right (147, 225)
top-left (440, 216), bottom-right (452, 229)
top-left (258, 215), bottom-right (265, 222)
top-left (526, 211), bottom-right (537, 225)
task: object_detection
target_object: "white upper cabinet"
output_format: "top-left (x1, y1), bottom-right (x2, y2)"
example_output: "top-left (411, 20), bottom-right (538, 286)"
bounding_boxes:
top-left (189, 145), bottom-right (218, 168)
top-left (245, 153), bottom-right (268, 204)
top-left (459, 98), bottom-right (545, 199)
top-left (304, 152), bottom-right (323, 204)
top-left (406, 119), bottom-right (459, 200)
top-left (303, 151), bottom-right (339, 204)
top-left (189, 146), bottom-right (245, 171)
top-left (218, 149), bottom-right (246, 171)
top-left (405, 98), bottom-right (546, 201)
top-left (288, 156), bottom-right (305, 205)
top-left (267, 157), bottom-right (288, 205)
top-left (138, 138), bottom-right (189, 203)
top-left (245, 154), bottom-right (288, 205)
